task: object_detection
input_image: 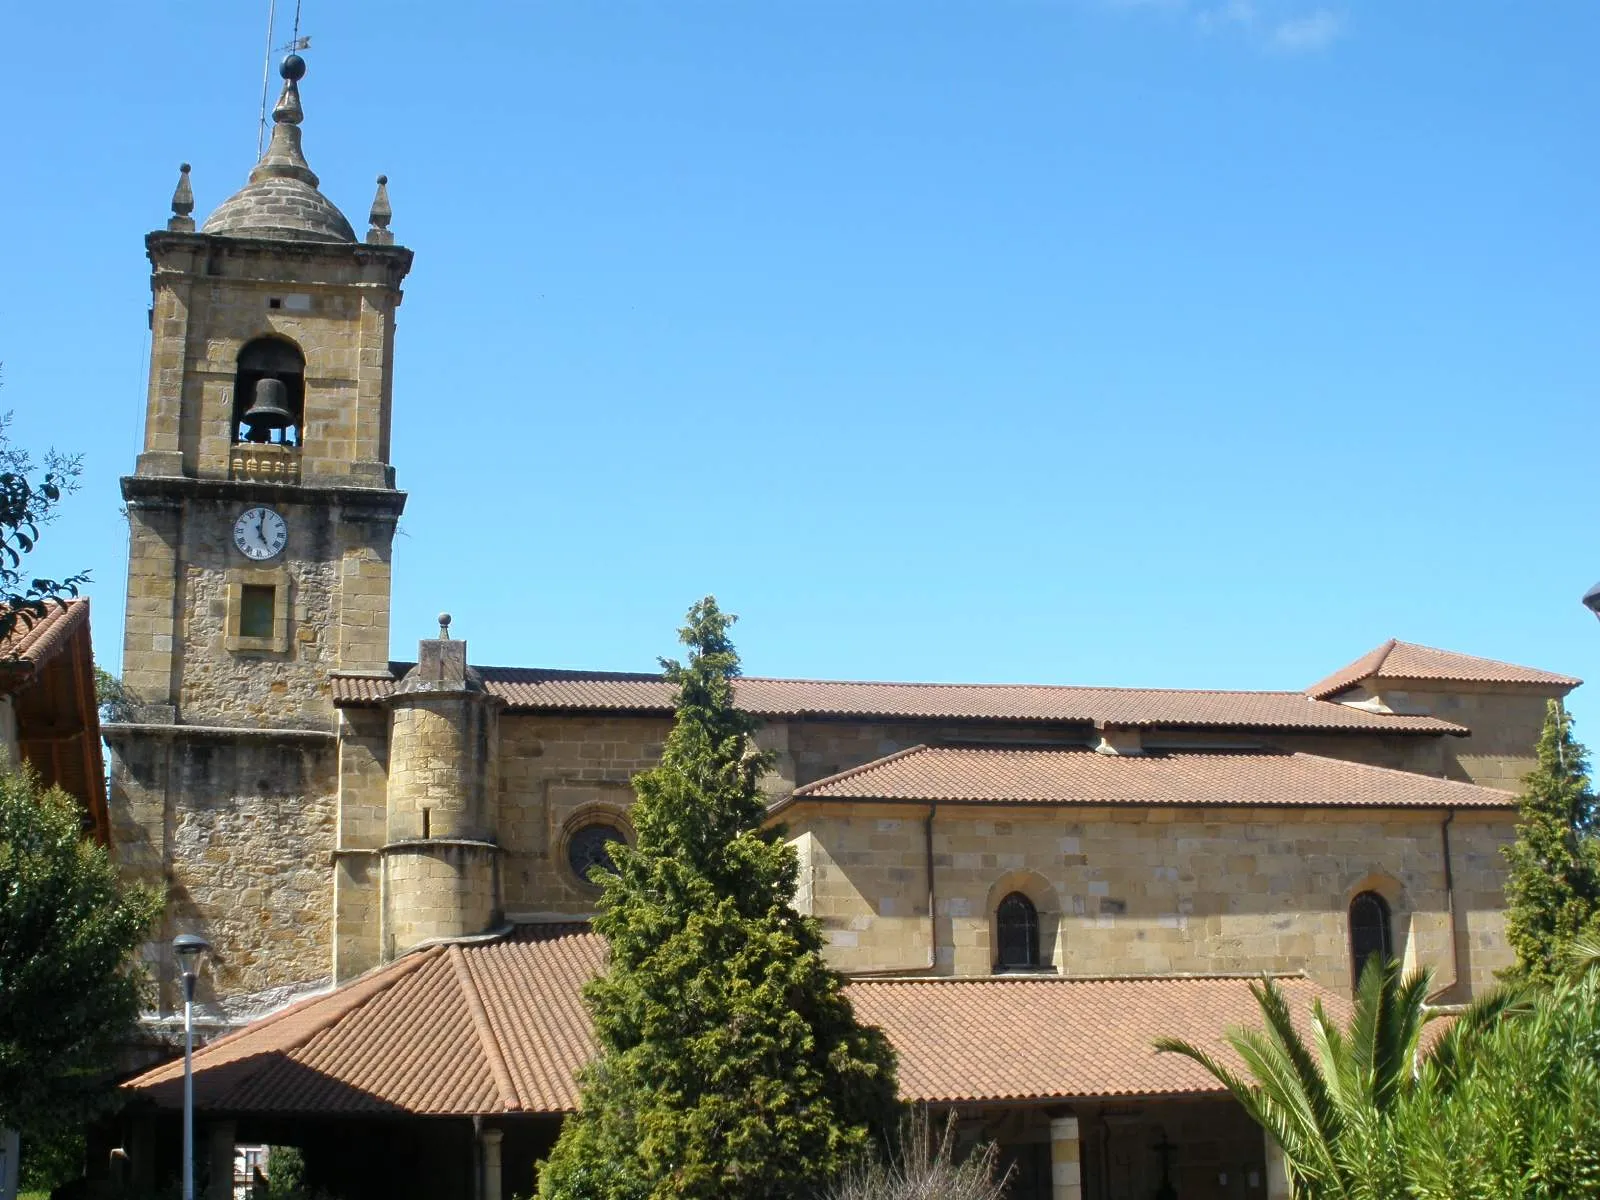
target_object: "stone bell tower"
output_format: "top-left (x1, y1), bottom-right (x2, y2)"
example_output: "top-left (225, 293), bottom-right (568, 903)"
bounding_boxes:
top-left (107, 53), bottom-right (415, 1015)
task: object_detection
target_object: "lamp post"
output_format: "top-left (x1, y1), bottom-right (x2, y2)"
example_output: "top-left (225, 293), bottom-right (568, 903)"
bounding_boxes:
top-left (1584, 581), bottom-right (1600, 622)
top-left (173, 934), bottom-right (209, 1200)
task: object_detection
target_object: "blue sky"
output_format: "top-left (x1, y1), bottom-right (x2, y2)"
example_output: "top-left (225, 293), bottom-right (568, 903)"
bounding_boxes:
top-left (6, 1), bottom-right (1598, 735)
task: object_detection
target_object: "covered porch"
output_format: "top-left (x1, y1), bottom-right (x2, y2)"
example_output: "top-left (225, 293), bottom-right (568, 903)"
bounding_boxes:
top-left (110, 924), bottom-right (1320, 1199)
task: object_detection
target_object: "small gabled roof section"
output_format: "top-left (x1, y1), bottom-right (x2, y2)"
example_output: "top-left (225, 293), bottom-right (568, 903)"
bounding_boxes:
top-left (0, 598), bottom-right (91, 682)
top-left (123, 924), bottom-right (602, 1115)
top-left (0, 600), bottom-right (107, 843)
top-left (778, 744), bottom-right (1516, 813)
top-left (1308, 639), bottom-right (1581, 701)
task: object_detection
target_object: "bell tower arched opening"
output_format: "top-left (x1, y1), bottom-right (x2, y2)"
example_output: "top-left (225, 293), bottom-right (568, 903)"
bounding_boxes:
top-left (232, 337), bottom-right (305, 446)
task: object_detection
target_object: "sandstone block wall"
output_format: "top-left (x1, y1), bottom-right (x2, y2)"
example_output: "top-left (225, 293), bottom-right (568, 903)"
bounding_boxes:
top-left (383, 843), bottom-right (499, 956)
top-left (388, 697), bottom-right (500, 842)
top-left (1341, 682), bottom-right (1556, 792)
top-left (119, 490), bottom-right (399, 728)
top-left (107, 731), bottom-right (337, 1017)
top-left (139, 236), bottom-right (408, 489)
top-left (495, 714), bottom-right (668, 914)
top-left (784, 801), bottom-right (1515, 996)
top-left (334, 707), bottom-right (389, 979)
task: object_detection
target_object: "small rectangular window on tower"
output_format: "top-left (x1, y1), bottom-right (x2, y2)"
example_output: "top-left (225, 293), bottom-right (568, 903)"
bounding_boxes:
top-left (239, 585), bottom-right (276, 639)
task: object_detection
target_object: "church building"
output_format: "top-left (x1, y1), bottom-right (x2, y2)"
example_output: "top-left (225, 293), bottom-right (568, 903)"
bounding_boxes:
top-left (108, 54), bottom-right (1581, 1200)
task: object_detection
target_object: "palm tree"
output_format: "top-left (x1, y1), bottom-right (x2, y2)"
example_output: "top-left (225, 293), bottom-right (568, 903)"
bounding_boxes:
top-left (1155, 958), bottom-right (1518, 1200)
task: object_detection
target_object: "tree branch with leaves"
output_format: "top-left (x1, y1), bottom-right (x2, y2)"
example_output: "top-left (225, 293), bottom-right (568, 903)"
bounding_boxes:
top-left (0, 399), bottom-right (89, 646)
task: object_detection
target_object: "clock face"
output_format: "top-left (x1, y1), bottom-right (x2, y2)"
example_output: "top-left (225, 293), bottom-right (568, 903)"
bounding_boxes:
top-left (233, 507), bottom-right (288, 561)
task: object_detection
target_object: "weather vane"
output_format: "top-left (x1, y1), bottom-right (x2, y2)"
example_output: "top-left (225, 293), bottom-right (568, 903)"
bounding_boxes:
top-left (257, 0), bottom-right (313, 157)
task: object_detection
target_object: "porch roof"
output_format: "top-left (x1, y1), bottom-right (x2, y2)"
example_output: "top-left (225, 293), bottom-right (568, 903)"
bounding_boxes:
top-left (123, 924), bottom-right (1347, 1116)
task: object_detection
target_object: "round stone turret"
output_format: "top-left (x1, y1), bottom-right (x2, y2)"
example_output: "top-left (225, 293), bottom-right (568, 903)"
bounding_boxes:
top-left (201, 54), bottom-right (356, 243)
top-left (379, 620), bottom-right (505, 958)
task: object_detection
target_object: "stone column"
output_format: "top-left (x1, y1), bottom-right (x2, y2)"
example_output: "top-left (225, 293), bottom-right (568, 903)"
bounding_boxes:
top-left (481, 1128), bottom-right (504, 1200)
top-left (1049, 1114), bottom-right (1084, 1200)
top-left (206, 1120), bottom-right (236, 1200)
top-left (1264, 1132), bottom-right (1292, 1200)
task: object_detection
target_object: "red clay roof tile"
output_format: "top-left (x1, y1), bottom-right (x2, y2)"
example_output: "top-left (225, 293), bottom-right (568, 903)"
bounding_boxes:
top-left (783, 745), bottom-right (1515, 811)
top-left (0, 598), bottom-right (90, 684)
top-left (123, 926), bottom-right (1349, 1113)
top-left (331, 666), bottom-right (1465, 734)
top-left (1307, 640), bottom-right (1580, 700)
top-left (848, 974), bottom-right (1345, 1103)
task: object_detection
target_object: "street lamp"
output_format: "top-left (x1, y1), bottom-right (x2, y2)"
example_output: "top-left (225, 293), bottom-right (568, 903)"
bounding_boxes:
top-left (1584, 581), bottom-right (1600, 622)
top-left (173, 934), bottom-right (209, 1200)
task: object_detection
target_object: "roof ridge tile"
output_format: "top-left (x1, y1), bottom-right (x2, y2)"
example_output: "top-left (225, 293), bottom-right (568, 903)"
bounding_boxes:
top-left (450, 944), bottom-right (521, 1112)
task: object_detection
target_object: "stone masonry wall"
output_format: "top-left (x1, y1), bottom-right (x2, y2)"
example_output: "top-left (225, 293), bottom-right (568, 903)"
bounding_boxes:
top-left (175, 497), bottom-right (337, 727)
top-left (388, 697), bottom-right (500, 842)
top-left (108, 731), bottom-right (337, 1018)
top-left (139, 236), bottom-right (407, 490)
top-left (383, 843), bottom-right (499, 956)
top-left (496, 714), bottom-right (670, 914)
top-left (783, 800), bottom-right (1515, 996)
top-left (1356, 683), bottom-right (1557, 791)
top-left (333, 707), bottom-right (389, 980)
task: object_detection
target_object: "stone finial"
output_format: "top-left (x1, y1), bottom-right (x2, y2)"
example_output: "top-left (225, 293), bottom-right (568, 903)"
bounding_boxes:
top-left (167, 163), bottom-right (195, 232)
top-left (249, 54), bottom-right (320, 188)
top-left (438, 612), bottom-right (452, 640)
top-left (367, 175), bottom-right (394, 245)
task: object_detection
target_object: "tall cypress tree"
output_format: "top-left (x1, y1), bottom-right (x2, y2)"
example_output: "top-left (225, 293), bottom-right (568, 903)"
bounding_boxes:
top-left (539, 598), bottom-right (899, 1200)
top-left (1501, 700), bottom-right (1600, 986)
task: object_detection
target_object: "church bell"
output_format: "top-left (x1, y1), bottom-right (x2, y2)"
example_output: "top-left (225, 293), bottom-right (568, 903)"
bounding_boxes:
top-left (242, 377), bottom-right (295, 438)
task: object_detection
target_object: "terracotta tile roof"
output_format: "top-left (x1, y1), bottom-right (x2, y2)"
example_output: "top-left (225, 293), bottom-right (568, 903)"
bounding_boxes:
top-left (1307, 639), bottom-right (1580, 700)
top-left (123, 926), bottom-right (1350, 1112)
top-left (781, 745), bottom-right (1514, 811)
top-left (331, 665), bottom-right (1465, 735)
top-left (849, 974), bottom-right (1344, 1103)
top-left (0, 599), bottom-right (91, 686)
top-left (124, 924), bottom-right (602, 1115)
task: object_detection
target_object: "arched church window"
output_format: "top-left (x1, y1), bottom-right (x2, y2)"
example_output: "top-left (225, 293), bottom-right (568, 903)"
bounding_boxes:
top-left (995, 891), bottom-right (1040, 971)
top-left (566, 821), bottom-right (627, 887)
top-left (233, 337), bottom-right (306, 446)
top-left (1349, 890), bottom-right (1393, 988)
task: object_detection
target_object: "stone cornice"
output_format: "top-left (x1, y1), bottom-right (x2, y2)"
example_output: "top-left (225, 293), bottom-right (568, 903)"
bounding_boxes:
top-left (120, 473), bottom-right (406, 519)
top-left (102, 722), bottom-right (337, 744)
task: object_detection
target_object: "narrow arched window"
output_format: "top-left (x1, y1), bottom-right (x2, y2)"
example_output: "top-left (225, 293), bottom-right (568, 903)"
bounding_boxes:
top-left (1349, 891), bottom-right (1393, 988)
top-left (995, 892), bottom-right (1040, 971)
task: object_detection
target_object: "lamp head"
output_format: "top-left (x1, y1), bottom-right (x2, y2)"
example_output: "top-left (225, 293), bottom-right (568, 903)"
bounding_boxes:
top-left (172, 933), bottom-right (210, 978)
top-left (1585, 580), bottom-right (1600, 622)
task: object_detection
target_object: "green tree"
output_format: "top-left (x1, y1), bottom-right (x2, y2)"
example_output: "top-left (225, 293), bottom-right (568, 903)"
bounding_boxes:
top-left (538, 598), bottom-right (899, 1200)
top-left (1501, 701), bottom-right (1600, 986)
top-left (1398, 950), bottom-right (1600, 1199)
top-left (0, 406), bottom-right (88, 645)
top-left (1154, 958), bottom-right (1516, 1200)
top-left (0, 769), bottom-right (160, 1154)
